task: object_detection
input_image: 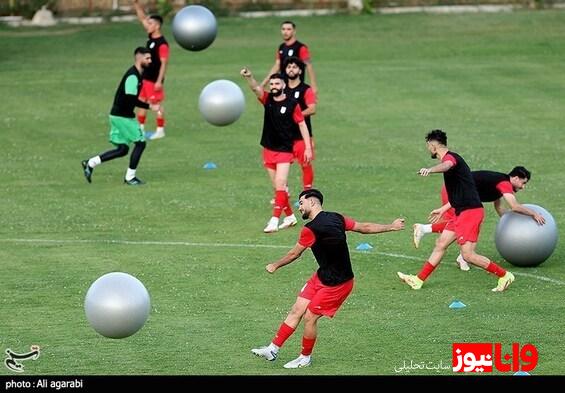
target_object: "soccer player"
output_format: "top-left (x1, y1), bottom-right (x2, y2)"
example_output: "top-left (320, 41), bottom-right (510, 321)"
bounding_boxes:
top-left (241, 67), bottom-right (312, 233)
top-left (261, 21), bottom-right (318, 94)
top-left (133, 0), bottom-right (169, 140)
top-left (398, 130), bottom-right (515, 292)
top-left (251, 189), bottom-right (405, 368)
top-left (82, 47), bottom-right (158, 185)
top-left (284, 57), bottom-right (317, 191)
top-left (412, 166), bottom-right (546, 271)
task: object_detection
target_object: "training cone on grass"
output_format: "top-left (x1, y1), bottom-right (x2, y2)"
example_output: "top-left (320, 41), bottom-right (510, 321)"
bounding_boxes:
top-left (449, 300), bottom-right (466, 309)
top-left (356, 243), bottom-right (373, 251)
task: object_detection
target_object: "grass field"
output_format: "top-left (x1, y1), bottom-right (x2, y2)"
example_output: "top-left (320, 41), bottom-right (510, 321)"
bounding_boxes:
top-left (1, 9), bottom-right (564, 376)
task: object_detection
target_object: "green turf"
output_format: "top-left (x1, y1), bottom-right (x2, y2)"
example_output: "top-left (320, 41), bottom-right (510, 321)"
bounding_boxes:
top-left (1, 10), bottom-right (564, 375)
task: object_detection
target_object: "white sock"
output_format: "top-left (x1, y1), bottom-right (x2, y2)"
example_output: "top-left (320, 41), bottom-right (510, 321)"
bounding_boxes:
top-left (286, 213), bottom-right (296, 221)
top-left (422, 224), bottom-right (433, 233)
top-left (268, 343), bottom-right (279, 352)
top-left (88, 156), bottom-right (101, 168)
top-left (156, 126), bottom-right (165, 134)
top-left (125, 168), bottom-right (136, 181)
top-left (139, 123), bottom-right (145, 132)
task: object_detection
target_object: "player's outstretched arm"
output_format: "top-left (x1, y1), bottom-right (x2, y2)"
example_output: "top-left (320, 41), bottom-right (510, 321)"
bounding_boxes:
top-left (132, 0), bottom-right (148, 27)
top-left (266, 243), bottom-right (307, 274)
top-left (241, 67), bottom-right (264, 99)
top-left (502, 193), bottom-right (546, 225)
top-left (352, 218), bottom-right (405, 234)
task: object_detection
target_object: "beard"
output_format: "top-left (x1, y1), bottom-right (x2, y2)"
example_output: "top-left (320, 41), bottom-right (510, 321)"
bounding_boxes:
top-left (287, 73), bottom-right (299, 81)
top-left (301, 211), bottom-right (309, 220)
top-left (431, 153), bottom-right (437, 159)
top-left (271, 88), bottom-right (283, 97)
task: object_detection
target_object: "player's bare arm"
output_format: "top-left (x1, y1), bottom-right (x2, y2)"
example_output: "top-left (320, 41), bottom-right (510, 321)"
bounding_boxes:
top-left (266, 243), bottom-right (307, 273)
top-left (352, 218), bottom-right (405, 234)
top-left (241, 67), bottom-right (264, 99)
top-left (419, 161), bottom-right (453, 176)
top-left (502, 193), bottom-right (546, 225)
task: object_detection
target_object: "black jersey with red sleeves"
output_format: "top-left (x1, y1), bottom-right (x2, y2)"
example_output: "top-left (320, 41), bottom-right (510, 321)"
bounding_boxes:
top-left (144, 35), bottom-right (168, 82)
top-left (305, 211), bottom-right (353, 286)
top-left (472, 171), bottom-right (512, 202)
top-left (443, 151), bottom-right (483, 215)
top-left (285, 82), bottom-right (313, 138)
top-left (260, 94), bottom-right (301, 152)
top-left (278, 41), bottom-right (307, 67)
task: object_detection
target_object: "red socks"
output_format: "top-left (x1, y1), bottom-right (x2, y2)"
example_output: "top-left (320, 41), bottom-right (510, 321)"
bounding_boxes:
top-left (301, 337), bottom-right (316, 356)
top-left (272, 322), bottom-right (295, 347)
top-left (417, 261), bottom-right (437, 281)
top-left (486, 261), bottom-right (506, 277)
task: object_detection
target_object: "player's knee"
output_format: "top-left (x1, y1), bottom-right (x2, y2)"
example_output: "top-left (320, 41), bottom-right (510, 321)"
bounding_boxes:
top-left (116, 144), bottom-right (129, 157)
top-left (134, 141), bottom-right (146, 151)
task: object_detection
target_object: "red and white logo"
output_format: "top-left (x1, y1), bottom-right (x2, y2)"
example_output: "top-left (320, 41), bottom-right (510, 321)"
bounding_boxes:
top-left (452, 343), bottom-right (538, 373)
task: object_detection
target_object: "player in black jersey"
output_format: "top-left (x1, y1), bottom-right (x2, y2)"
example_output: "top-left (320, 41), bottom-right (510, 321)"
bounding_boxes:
top-left (413, 167), bottom-right (546, 270)
top-left (261, 21), bottom-right (318, 94)
top-left (82, 47), bottom-right (159, 185)
top-left (398, 130), bottom-right (515, 292)
top-left (241, 67), bottom-right (313, 233)
top-left (133, 0), bottom-right (169, 140)
top-left (251, 189), bottom-right (404, 368)
top-left (284, 57), bottom-right (317, 192)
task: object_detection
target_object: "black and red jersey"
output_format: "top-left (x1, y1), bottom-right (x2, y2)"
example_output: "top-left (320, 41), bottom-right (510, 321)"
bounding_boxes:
top-left (259, 92), bottom-right (303, 152)
top-left (472, 171), bottom-right (513, 202)
top-left (442, 151), bottom-right (483, 215)
top-left (277, 40), bottom-right (310, 82)
top-left (144, 35), bottom-right (168, 83)
top-left (285, 82), bottom-right (315, 138)
top-left (300, 212), bottom-right (355, 286)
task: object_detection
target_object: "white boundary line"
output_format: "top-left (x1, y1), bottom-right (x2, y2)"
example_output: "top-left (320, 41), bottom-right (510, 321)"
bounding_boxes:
top-left (1, 238), bottom-right (563, 286)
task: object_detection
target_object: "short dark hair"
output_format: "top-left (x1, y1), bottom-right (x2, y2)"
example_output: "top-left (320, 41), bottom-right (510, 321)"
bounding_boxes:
top-left (134, 46), bottom-right (151, 55)
top-left (149, 14), bottom-right (163, 26)
top-left (283, 56), bottom-right (304, 70)
top-left (299, 189), bottom-right (324, 205)
top-left (509, 166), bottom-right (531, 180)
top-left (281, 20), bottom-right (296, 28)
top-left (269, 73), bottom-right (285, 81)
top-left (426, 129), bottom-right (447, 146)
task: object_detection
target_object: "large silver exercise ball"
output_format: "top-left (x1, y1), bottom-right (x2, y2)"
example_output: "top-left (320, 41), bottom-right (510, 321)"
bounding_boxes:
top-left (495, 204), bottom-right (558, 267)
top-left (84, 272), bottom-right (151, 339)
top-left (198, 80), bottom-right (245, 126)
top-left (172, 5), bottom-right (217, 51)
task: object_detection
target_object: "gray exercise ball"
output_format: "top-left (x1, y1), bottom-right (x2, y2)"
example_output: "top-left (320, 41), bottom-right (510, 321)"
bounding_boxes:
top-left (84, 272), bottom-right (151, 339)
top-left (199, 80), bottom-right (245, 126)
top-left (495, 204), bottom-right (558, 267)
top-left (172, 5), bottom-right (217, 51)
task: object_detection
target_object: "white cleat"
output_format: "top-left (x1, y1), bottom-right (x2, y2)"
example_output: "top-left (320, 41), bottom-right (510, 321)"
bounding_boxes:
top-left (263, 217), bottom-right (279, 233)
top-left (456, 254), bottom-right (471, 271)
top-left (150, 131), bottom-right (165, 140)
top-left (413, 223), bottom-right (425, 249)
top-left (283, 354), bottom-right (311, 369)
top-left (251, 346), bottom-right (278, 361)
top-left (278, 215), bottom-right (297, 230)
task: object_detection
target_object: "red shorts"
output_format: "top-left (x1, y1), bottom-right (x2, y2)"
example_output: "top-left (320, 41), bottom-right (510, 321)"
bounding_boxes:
top-left (262, 148), bottom-right (293, 170)
top-left (454, 207), bottom-right (484, 245)
top-left (139, 80), bottom-right (165, 104)
top-left (299, 272), bottom-right (354, 318)
top-left (293, 139), bottom-right (315, 166)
